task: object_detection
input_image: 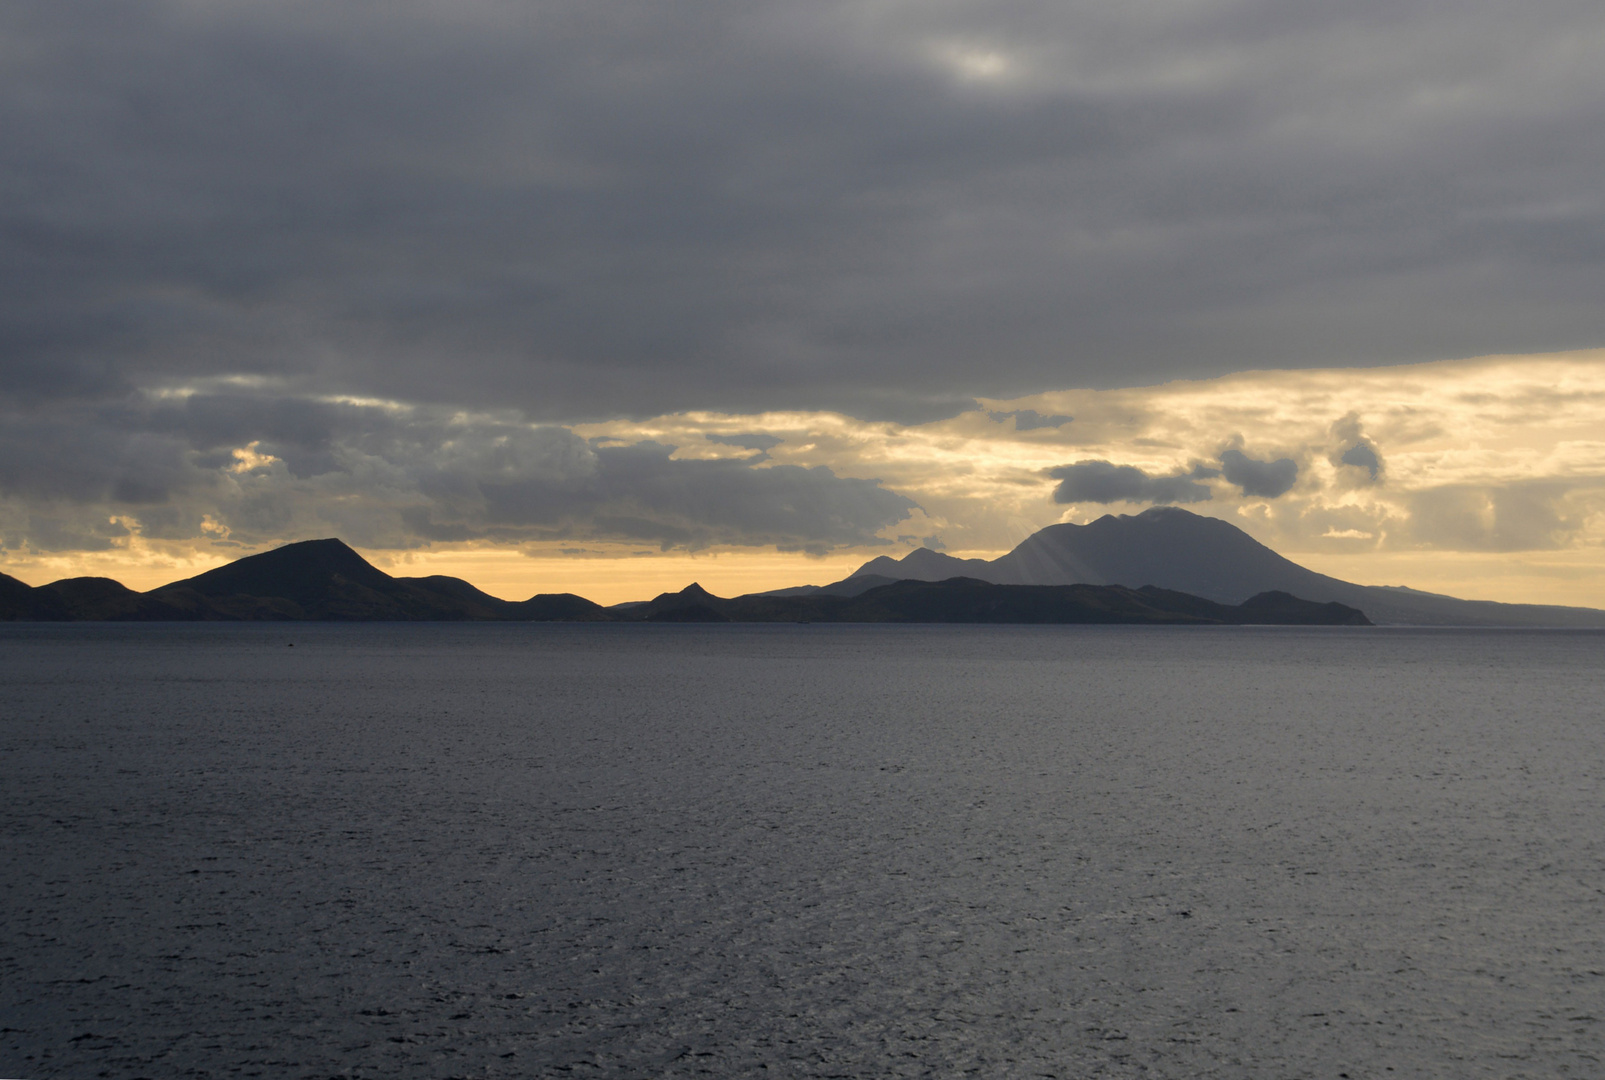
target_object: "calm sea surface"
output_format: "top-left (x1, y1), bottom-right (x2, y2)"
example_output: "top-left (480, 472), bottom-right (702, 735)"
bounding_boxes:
top-left (3, 623), bottom-right (1604, 1078)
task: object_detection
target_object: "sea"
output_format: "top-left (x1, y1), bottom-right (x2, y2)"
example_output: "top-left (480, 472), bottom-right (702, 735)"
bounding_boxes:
top-left (3, 623), bottom-right (1604, 1079)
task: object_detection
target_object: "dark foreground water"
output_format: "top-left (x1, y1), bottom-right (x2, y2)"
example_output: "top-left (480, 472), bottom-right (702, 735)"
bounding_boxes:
top-left (3, 624), bottom-right (1604, 1079)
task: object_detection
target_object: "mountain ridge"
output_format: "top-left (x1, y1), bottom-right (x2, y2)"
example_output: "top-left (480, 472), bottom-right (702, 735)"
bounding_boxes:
top-left (846, 507), bottom-right (1605, 627)
top-left (0, 537), bottom-right (1368, 625)
top-left (0, 540), bottom-right (610, 622)
top-left (616, 577), bottom-right (1370, 626)
top-left (2, 512), bottom-right (1601, 625)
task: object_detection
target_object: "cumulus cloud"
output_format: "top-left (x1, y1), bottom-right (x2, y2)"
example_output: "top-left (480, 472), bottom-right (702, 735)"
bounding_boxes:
top-left (1340, 443), bottom-right (1382, 481)
top-left (1047, 460), bottom-right (1212, 505)
top-left (13, 349), bottom-right (1605, 608)
top-left (1219, 449), bottom-right (1299, 498)
top-left (1328, 412), bottom-right (1384, 483)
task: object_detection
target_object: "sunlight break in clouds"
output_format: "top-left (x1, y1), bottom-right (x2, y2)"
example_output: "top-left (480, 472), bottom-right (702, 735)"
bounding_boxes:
top-left (3, 351), bottom-right (1605, 606)
top-left (929, 40), bottom-right (1018, 84)
top-left (569, 350), bottom-right (1605, 604)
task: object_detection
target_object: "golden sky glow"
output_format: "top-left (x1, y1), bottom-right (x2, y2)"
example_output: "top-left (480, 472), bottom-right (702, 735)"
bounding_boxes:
top-left (6, 349), bottom-right (1605, 608)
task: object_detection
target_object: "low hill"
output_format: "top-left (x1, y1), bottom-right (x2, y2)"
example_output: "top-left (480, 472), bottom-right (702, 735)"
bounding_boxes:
top-left (8, 520), bottom-right (1586, 626)
top-left (851, 548), bottom-right (995, 582)
top-left (41, 577), bottom-right (191, 621)
top-left (847, 507), bottom-right (1605, 627)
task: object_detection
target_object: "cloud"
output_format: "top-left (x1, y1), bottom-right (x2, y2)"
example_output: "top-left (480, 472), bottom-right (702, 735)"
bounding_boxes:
top-left (1328, 411), bottom-right (1384, 483)
top-left (10, 351), bottom-right (1605, 609)
top-left (1408, 483), bottom-right (1582, 552)
top-left (0, 393), bottom-right (917, 555)
top-left (2, 2), bottom-right (1604, 424)
top-left (1047, 460), bottom-right (1212, 505)
top-left (988, 409), bottom-right (1072, 431)
top-left (1219, 449), bottom-right (1299, 498)
top-left (1340, 443), bottom-right (1382, 481)
top-left (705, 432), bottom-right (783, 452)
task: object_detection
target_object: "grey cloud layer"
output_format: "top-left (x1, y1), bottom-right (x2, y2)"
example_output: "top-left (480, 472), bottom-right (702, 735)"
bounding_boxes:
top-left (1048, 461), bottom-right (1212, 505)
top-left (988, 410), bottom-right (1074, 431)
top-left (0, 395), bottom-right (916, 554)
top-left (1219, 449), bottom-right (1299, 498)
top-left (1049, 446), bottom-right (1302, 505)
top-left (4, 0), bottom-right (1604, 426)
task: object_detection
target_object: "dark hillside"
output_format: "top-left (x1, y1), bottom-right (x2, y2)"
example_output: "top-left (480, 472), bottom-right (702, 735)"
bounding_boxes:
top-left (623, 577), bottom-right (1370, 625)
top-left (989, 507), bottom-right (1339, 599)
top-left (510, 593), bottom-right (612, 621)
top-left (40, 577), bottom-right (192, 621)
top-left (845, 507), bottom-right (1605, 627)
top-left (152, 540), bottom-right (538, 621)
top-left (0, 572), bottom-right (64, 620)
top-left (849, 548), bottom-right (993, 583)
top-left (160, 539), bottom-right (393, 604)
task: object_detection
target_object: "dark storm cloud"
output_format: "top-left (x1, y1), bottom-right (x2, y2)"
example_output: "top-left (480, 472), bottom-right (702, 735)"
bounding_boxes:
top-left (0, 394), bottom-right (916, 553)
top-left (1219, 449), bottom-right (1299, 498)
top-left (1048, 460), bottom-right (1212, 505)
top-left (472, 439), bottom-right (917, 553)
top-left (2, 0), bottom-right (1604, 427)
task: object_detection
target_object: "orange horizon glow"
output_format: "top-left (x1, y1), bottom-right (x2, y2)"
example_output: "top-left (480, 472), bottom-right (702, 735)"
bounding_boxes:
top-left (5, 533), bottom-right (1605, 611)
top-left (6, 351), bottom-right (1605, 610)
top-left (0, 543), bottom-right (899, 607)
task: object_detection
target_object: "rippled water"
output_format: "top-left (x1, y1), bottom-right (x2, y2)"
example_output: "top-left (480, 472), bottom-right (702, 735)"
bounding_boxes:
top-left (3, 623), bottom-right (1604, 1078)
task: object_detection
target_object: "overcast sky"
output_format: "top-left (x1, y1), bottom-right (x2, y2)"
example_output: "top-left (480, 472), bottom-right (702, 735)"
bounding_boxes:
top-left (3, 0), bottom-right (1604, 600)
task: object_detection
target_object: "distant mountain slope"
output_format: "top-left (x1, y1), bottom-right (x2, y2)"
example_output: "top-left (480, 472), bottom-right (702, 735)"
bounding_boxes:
top-left (848, 507), bottom-right (1605, 627)
top-left (626, 578), bottom-right (1370, 625)
top-left (7, 520), bottom-right (1599, 626)
top-left (760, 573), bottom-right (902, 599)
top-left (849, 548), bottom-right (994, 582)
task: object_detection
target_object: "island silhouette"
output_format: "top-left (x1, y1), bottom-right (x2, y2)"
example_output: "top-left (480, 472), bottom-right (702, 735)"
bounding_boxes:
top-left (3, 507), bottom-right (1602, 625)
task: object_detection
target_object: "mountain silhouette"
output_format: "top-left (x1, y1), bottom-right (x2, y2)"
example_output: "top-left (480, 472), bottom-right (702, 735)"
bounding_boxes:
top-left (641, 583), bottom-right (732, 622)
top-left (759, 573), bottom-right (900, 599)
top-left (0, 539), bottom-right (608, 622)
top-left (620, 576), bottom-right (1369, 625)
top-left (0, 570), bottom-right (65, 620)
top-left (0, 535), bottom-right (1368, 625)
top-left (3, 515), bottom-right (1596, 625)
top-left (42, 577), bottom-right (191, 621)
top-left (846, 507), bottom-right (1605, 626)
top-left (144, 539), bottom-right (485, 620)
top-left (852, 548), bottom-right (994, 581)
top-left (25, 548), bottom-right (1363, 625)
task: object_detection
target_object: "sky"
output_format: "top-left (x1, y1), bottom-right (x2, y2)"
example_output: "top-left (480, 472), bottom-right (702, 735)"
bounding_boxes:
top-left (3, 0), bottom-right (1604, 605)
